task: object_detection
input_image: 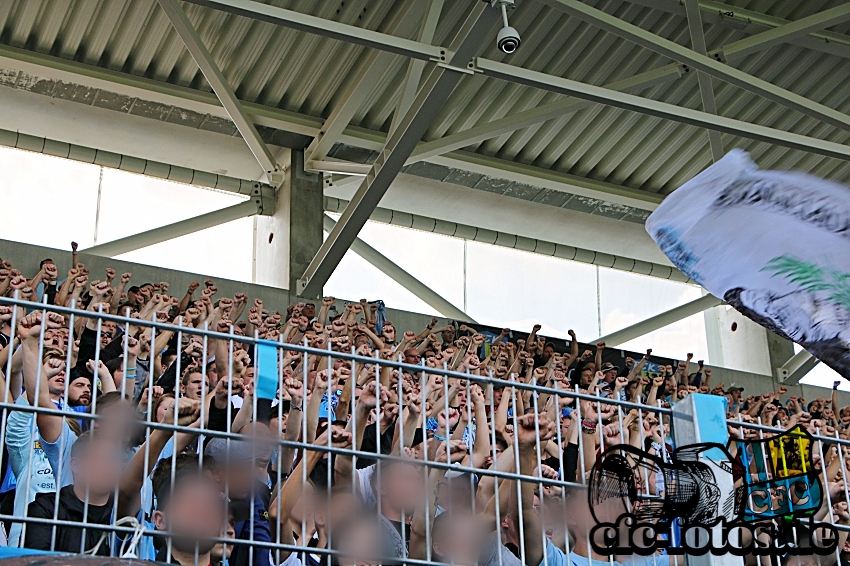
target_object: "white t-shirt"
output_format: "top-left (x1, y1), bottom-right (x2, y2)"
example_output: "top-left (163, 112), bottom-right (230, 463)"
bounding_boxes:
top-left (355, 464), bottom-right (376, 508)
top-left (280, 551), bottom-right (302, 566)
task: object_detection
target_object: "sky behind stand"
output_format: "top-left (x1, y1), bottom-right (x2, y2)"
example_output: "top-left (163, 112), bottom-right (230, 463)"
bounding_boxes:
top-left (0, 146), bottom-right (840, 389)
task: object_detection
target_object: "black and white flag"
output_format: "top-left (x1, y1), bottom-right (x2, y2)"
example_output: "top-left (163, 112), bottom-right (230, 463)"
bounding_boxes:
top-left (646, 150), bottom-right (850, 379)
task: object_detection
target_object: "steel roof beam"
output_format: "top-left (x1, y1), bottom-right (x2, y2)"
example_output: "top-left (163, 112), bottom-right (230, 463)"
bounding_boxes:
top-left (0, 127), bottom-right (271, 196)
top-left (157, 0), bottom-right (280, 181)
top-left (776, 350), bottom-right (820, 385)
top-left (592, 294), bottom-right (723, 346)
top-left (0, 43), bottom-right (662, 210)
top-left (305, 1), bottom-right (425, 163)
top-left (718, 3), bottom-right (850, 63)
top-left (5, 34), bottom-right (850, 212)
top-left (297, 3), bottom-right (501, 298)
top-left (474, 57), bottom-right (850, 161)
top-left (434, 149), bottom-right (664, 209)
top-left (699, 0), bottom-right (850, 50)
top-left (173, 0), bottom-right (850, 161)
top-left (307, 160), bottom-right (372, 176)
top-left (323, 214), bottom-right (475, 321)
top-left (389, 0), bottom-right (444, 139)
top-left (409, 64), bottom-right (683, 163)
top-left (684, 0), bottom-right (723, 162)
top-left (184, 0), bottom-right (445, 61)
top-left (410, 7), bottom-right (846, 165)
top-left (83, 199), bottom-right (262, 257)
top-left (540, 0), bottom-right (850, 133)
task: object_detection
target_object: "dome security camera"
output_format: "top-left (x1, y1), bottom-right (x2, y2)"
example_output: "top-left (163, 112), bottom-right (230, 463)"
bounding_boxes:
top-left (495, 1), bottom-right (520, 54)
top-left (497, 25), bottom-right (521, 54)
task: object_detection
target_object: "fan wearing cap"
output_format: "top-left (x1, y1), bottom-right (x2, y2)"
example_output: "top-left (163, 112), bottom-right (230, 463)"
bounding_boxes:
top-left (726, 386), bottom-right (744, 413)
top-left (205, 437), bottom-right (273, 566)
top-left (599, 362), bottom-right (619, 388)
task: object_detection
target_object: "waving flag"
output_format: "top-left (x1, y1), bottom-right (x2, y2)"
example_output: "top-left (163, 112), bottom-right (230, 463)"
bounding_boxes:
top-left (646, 149), bottom-right (850, 379)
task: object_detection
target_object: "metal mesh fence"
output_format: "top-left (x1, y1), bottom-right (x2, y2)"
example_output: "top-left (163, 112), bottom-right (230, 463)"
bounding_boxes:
top-left (0, 294), bottom-right (847, 566)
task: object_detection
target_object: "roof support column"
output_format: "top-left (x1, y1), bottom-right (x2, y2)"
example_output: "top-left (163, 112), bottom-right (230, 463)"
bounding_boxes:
top-left (253, 150), bottom-right (324, 298)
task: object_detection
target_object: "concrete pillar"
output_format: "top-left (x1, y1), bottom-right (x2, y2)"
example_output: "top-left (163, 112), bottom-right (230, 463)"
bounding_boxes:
top-left (704, 304), bottom-right (772, 376)
top-left (253, 149), bottom-right (323, 298)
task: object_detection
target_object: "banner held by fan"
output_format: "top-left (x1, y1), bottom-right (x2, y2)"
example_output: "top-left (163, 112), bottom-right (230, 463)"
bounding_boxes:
top-left (645, 149), bottom-right (850, 379)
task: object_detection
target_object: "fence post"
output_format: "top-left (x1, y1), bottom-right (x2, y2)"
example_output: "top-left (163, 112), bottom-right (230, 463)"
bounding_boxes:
top-left (672, 393), bottom-right (743, 566)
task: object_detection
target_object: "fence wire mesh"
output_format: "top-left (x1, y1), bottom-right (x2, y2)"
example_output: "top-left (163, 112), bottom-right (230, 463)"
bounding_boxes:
top-left (0, 295), bottom-right (846, 566)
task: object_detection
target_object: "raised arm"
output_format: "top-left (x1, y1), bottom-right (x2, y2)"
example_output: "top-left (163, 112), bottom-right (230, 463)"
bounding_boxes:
top-left (306, 369), bottom-right (329, 443)
top-left (628, 349), bottom-right (652, 380)
top-left (469, 384), bottom-right (491, 469)
top-left (317, 296), bottom-right (334, 326)
top-left (110, 272), bottom-right (132, 312)
top-left (18, 312), bottom-right (66, 443)
top-left (269, 425), bottom-right (352, 560)
top-left (117, 398), bottom-right (200, 519)
top-left (176, 281), bottom-right (199, 313)
top-left (515, 413), bottom-right (557, 566)
top-left (276, 377), bottom-right (305, 478)
top-left (525, 324), bottom-right (542, 353)
top-left (409, 440), bottom-right (467, 560)
top-left (336, 380), bottom-right (383, 488)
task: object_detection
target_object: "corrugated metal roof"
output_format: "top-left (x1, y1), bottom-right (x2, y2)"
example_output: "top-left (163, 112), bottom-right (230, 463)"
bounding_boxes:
top-left (1, 0), bottom-right (850, 210)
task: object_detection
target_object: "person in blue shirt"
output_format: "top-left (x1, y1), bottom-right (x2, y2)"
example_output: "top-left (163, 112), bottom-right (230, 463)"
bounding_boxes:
top-left (17, 312), bottom-right (138, 492)
top-left (4, 347), bottom-right (69, 547)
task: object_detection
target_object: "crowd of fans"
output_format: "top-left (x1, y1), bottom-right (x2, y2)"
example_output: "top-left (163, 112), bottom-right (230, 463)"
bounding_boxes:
top-left (0, 252), bottom-right (848, 566)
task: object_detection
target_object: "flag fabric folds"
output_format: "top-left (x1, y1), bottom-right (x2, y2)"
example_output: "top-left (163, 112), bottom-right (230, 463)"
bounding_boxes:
top-left (646, 149), bottom-right (850, 379)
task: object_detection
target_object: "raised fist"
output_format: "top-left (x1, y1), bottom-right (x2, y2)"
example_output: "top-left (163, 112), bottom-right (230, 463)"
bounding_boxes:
top-left (90, 280), bottom-right (110, 296)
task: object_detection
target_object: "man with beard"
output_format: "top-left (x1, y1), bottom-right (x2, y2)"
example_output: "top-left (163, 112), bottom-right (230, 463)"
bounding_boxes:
top-left (59, 373), bottom-right (93, 432)
top-left (5, 345), bottom-right (76, 547)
